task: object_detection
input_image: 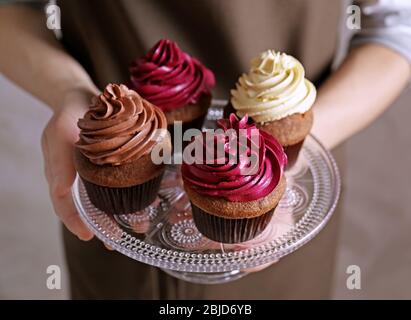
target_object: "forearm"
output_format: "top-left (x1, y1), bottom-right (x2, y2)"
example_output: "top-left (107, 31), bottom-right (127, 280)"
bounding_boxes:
top-left (311, 43), bottom-right (410, 149)
top-left (0, 5), bottom-right (98, 111)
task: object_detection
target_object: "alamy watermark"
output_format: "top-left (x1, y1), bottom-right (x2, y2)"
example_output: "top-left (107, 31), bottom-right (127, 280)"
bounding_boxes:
top-left (45, 3), bottom-right (362, 31)
top-left (346, 5), bottom-right (361, 30)
top-left (46, 264), bottom-right (61, 290)
top-left (150, 123), bottom-right (261, 176)
top-left (45, 2), bottom-right (61, 31)
top-left (346, 264), bottom-right (361, 290)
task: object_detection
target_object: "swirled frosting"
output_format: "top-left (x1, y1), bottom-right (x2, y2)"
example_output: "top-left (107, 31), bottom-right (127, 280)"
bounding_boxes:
top-left (129, 39), bottom-right (215, 112)
top-left (76, 84), bottom-right (167, 166)
top-left (230, 50), bottom-right (316, 123)
top-left (182, 114), bottom-right (287, 202)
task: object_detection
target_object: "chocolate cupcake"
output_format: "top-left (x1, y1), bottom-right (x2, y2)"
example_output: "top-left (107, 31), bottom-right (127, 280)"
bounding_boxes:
top-left (182, 114), bottom-right (287, 243)
top-left (74, 84), bottom-right (171, 215)
top-left (129, 39), bottom-right (215, 143)
top-left (230, 50), bottom-right (316, 167)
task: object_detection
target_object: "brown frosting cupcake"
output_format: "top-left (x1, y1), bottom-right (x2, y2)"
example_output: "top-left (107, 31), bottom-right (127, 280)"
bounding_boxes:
top-left (74, 83), bottom-right (171, 215)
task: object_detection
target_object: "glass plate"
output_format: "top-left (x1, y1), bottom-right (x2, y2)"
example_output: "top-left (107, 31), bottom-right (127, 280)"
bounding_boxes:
top-left (72, 100), bottom-right (341, 284)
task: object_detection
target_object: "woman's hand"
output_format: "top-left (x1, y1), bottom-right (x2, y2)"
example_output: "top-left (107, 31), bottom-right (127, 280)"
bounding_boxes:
top-left (41, 89), bottom-right (95, 241)
top-left (0, 5), bottom-right (104, 241)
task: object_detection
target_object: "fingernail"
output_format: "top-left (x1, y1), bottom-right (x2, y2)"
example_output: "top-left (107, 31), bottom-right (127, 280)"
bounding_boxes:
top-left (77, 233), bottom-right (93, 241)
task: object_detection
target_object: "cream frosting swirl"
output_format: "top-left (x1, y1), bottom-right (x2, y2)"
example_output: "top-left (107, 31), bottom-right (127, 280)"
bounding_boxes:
top-left (76, 84), bottom-right (167, 166)
top-left (230, 50), bottom-right (316, 123)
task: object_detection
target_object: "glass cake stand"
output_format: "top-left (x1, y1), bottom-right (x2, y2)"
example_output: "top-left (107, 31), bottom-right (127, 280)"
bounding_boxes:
top-left (72, 100), bottom-right (341, 284)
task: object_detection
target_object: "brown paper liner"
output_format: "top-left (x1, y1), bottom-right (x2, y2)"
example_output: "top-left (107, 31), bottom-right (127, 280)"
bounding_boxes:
top-left (191, 203), bottom-right (275, 243)
top-left (81, 173), bottom-right (163, 215)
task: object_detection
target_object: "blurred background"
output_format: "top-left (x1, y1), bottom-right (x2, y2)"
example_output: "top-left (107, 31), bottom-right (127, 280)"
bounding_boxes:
top-left (0, 72), bottom-right (410, 299)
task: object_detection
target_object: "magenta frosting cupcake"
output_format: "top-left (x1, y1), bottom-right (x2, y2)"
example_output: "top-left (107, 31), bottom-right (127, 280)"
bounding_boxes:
top-left (129, 39), bottom-right (215, 138)
top-left (182, 114), bottom-right (287, 243)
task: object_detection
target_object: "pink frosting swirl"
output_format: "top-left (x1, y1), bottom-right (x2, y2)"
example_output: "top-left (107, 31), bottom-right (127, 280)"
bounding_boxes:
top-left (129, 39), bottom-right (215, 112)
top-left (182, 114), bottom-right (287, 202)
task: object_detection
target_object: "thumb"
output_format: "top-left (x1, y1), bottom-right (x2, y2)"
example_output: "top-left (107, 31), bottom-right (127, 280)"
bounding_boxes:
top-left (42, 115), bottom-right (93, 241)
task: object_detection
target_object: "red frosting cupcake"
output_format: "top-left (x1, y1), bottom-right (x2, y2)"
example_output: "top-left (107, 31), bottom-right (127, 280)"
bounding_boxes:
top-left (129, 39), bottom-right (215, 140)
top-left (182, 114), bottom-right (287, 243)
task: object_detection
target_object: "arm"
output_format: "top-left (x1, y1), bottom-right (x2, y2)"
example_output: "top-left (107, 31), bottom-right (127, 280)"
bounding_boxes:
top-left (0, 4), bottom-right (98, 240)
top-left (312, 0), bottom-right (411, 149)
top-left (312, 43), bottom-right (410, 149)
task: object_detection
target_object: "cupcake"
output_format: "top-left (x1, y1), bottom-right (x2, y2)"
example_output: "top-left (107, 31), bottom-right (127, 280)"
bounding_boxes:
top-left (129, 39), bottom-right (215, 142)
top-left (181, 114), bottom-right (287, 243)
top-left (74, 84), bottom-right (171, 215)
top-left (229, 50), bottom-right (316, 167)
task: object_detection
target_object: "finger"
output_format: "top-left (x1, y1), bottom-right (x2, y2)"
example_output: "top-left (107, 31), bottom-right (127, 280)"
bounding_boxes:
top-left (243, 260), bottom-right (278, 273)
top-left (44, 120), bottom-right (93, 241)
top-left (41, 130), bottom-right (53, 186)
top-left (104, 243), bottom-right (114, 251)
top-left (50, 190), bottom-right (93, 241)
top-left (47, 119), bottom-right (78, 195)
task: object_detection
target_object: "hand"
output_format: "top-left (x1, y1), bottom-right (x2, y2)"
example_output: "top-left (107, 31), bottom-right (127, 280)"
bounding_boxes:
top-left (41, 89), bottom-right (95, 241)
top-left (243, 259), bottom-right (278, 273)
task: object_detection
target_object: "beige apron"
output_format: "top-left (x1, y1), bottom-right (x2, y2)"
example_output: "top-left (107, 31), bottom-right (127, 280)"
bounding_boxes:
top-left (59, 0), bottom-right (345, 299)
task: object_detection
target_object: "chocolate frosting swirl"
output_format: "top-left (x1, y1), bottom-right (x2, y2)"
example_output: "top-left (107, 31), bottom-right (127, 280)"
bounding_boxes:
top-left (76, 84), bottom-right (167, 166)
top-left (129, 39), bottom-right (215, 112)
top-left (182, 114), bottom-right (287, 202)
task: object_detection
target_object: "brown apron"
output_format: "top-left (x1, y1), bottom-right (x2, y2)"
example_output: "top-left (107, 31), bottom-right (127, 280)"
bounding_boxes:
top-left (58, 0), bottom-right (345, 299)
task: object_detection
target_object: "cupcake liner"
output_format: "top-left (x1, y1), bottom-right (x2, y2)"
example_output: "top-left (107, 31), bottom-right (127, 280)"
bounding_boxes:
top-left (81, 173), bottom-right (164, 215)
top-left (284, 139), bottom-right (305, 168)
top-left (191, 204), bottom-right (275, 243)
